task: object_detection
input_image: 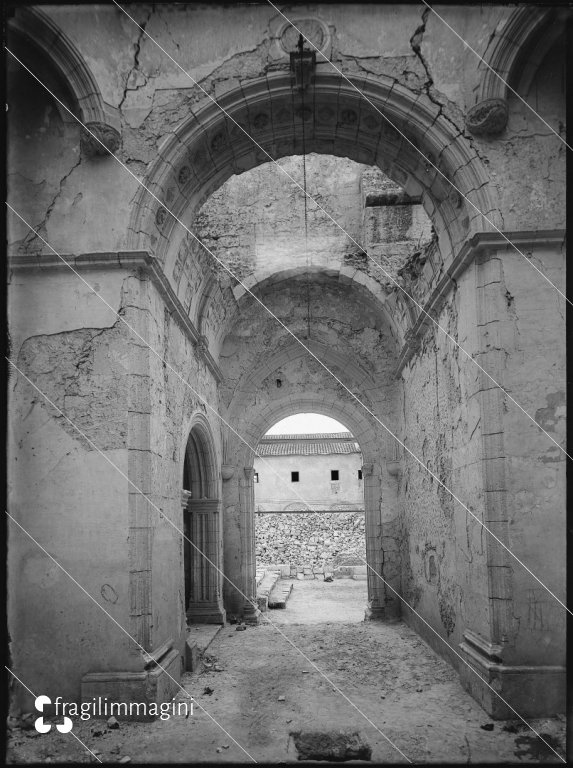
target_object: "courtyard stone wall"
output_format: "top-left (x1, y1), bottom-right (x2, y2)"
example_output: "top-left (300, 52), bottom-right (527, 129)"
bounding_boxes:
top-left (256, 511), bottom-right (366, 570)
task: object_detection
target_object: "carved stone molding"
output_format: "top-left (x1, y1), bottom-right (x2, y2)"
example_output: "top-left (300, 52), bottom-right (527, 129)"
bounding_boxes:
top-left (8, 250), bottom-right (224, 384)
top-left (466, 98), bottom-right (508, 136)
top-left (394, 229), bottom-right (565, 376)
top-left (81, 121), bottom-right (122, 156)
top-left (180, 489), bottom-right (192, 509)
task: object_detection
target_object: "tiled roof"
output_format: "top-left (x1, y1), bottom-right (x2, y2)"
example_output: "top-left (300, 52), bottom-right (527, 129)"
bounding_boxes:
top-left (258, 432), bottom-right (360, 456)
top-left (261, 432), bottom-right (354, 441)
top-left (257, 440), bottom-right (360, 457)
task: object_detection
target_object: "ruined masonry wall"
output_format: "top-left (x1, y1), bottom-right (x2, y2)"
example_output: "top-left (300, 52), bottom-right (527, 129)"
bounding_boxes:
top-left (499, 248), bottom-right (566, 666)
top-left (256, 511), bottom-right (366, 570)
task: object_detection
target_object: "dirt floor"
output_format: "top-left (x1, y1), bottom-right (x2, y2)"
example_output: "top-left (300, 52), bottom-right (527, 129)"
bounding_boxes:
top-left (6, 580), bottom-right (566, 764)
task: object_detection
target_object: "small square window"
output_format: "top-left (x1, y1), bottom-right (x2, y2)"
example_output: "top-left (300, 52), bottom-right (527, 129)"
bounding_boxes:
top-left (254, 472), bottom-right (259, 483)
top-left (291, 471), bottom-right (299, 482)
top-left (331, 470), bottom-right (339, 481)
top-left (358, 469), bottom-right (363, 480)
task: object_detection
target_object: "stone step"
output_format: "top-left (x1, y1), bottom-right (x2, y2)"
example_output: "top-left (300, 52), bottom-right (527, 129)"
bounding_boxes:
top-left (333, 565), bottom-right (367, 579)
top-left (268, 580), bottom-right (293, 609)
top-left (256, 569), bottom-right (280, 612)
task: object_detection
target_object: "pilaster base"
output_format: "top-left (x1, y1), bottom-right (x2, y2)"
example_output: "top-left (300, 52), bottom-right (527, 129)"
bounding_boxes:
top-left (187, 604), bottom-right (226, 625)
top-left (365, 599), bottom-right (400, 622)
top-left (81, 648), bottom-right (181, 721)
top-left (242, 600), bottom-right (261, 625)
top-left (459, 631), bottom-right (565, 719)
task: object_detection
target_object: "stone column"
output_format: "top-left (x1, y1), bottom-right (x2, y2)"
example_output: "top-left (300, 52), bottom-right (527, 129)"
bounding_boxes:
top-left (185, 498), bottom-right (225, 624)
top-left (239, 468), bottom-right (259, 624)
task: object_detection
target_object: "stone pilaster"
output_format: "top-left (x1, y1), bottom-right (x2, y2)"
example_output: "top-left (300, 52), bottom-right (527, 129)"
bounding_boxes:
top-left (239, 468), bottom-right (259, 624)
top-left (363, 463), bottom-right (400, 620)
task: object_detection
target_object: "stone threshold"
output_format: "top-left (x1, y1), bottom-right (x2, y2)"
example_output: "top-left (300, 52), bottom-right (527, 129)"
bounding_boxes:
top-left (260, 563), bottom-right (367, 580)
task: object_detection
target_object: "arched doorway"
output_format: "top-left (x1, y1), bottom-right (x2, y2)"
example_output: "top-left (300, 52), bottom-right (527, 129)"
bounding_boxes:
top-left (222, 384), bottom-right (402, 625)
top-left (182, 419), bottom-right (225, 624)
top-left (254, 413), bottom-right (369, 623)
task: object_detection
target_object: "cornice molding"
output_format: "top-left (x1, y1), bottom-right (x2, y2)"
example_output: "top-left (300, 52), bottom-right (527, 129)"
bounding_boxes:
top-left (395, 229), bottom-right (565, 377)
top-left (8, 250), bottom-right (223, 384)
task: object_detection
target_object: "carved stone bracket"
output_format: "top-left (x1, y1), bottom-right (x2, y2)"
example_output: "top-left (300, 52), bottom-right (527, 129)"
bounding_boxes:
top-left (243, 467), bottom-right (256, 483)
top-left (466, 98), bottom-right (509, 136)
top-left (81, 121), bottom-right (122, 156)
top-left (221, 464), bottom-right (235, 481)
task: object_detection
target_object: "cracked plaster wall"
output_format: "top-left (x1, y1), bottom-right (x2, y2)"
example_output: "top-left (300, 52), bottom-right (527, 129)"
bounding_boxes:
top-left (399, 239), bottom-right (566, 672)
top-left (399, 265), bottom-right (488, 669)
top-left (476, 34), bottom-right (566, 232)
top-left (7, 42), bottom-right (137, 256)
top-left (8, 267), bottom-right (137, 708)
top-left (11, 5), bottom-right (561, 261)
top-left (494, 247), bottom-right (566, 666)
top-left (9, 259), bottom-right (224, 707)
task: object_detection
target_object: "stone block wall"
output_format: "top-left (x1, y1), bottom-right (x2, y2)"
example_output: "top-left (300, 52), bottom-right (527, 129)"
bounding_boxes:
top-left (255, 511), bottom-right (366, 570)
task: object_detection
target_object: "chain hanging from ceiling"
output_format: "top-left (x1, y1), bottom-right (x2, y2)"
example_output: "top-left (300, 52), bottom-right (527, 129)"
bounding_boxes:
top-left (290, 33), bottom-right (316, 340)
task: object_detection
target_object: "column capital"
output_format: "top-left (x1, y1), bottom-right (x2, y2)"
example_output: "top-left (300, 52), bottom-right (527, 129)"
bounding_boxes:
top-left (180, 490), bottom-right (192, 509)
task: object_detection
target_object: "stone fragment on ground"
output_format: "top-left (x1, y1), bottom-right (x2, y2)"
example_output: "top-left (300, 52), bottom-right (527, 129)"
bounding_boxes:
top-left (291, 729), bottom-right (372, 762)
